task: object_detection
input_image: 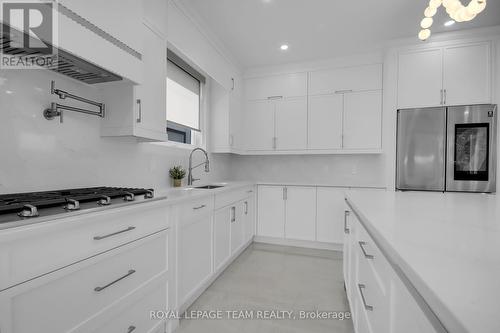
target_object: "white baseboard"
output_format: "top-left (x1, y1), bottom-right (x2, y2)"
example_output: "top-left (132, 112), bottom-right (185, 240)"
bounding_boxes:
top-left (253, 236), bottom-right (343, 251)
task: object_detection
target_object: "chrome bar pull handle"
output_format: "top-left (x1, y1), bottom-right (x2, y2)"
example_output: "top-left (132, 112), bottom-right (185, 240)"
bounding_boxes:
top-left (231, 206), bottom-right (236, 223)
top-left (443, 89), bottom-right (447, 105)
top-left (359, 241), bottom-right (375, 259)
top-left (267, 95), bottom-right (283, 100)
top-left (344, 210), bottom-right (350, 234)
top-left (127, 326), bottom-right (136, 333)
top-left (94, 269), bottom-right (136, 292)
top-left (358, 284), bottom-right (373, 311)
top-left (93, 226), bottom-right (135, 240)
top-left (244, 201), bottom-right (248, 215)
top-left (136, 99), bottom-right (142, 123)
top-left (334, 89), bottom-right (353, 94)
top-left (193, 204), bottom-right (206, 210)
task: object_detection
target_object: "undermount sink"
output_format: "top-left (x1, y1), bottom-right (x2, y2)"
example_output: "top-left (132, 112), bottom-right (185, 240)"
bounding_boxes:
top-left (194, 185), bottom-right (224, 189)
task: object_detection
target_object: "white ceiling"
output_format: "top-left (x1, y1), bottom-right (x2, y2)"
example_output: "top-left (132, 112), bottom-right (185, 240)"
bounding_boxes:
top-left (184, 0), bottom-right (500, 68)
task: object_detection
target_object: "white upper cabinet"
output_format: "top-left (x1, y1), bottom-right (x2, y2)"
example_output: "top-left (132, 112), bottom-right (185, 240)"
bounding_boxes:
top-left (243, 100), bottom-right (275, 151)
top-left (398, 42), bottom-right (492, 109)
top-left (58, 0), bottom-right (143, 54)
top-left (244, 73), bottom-right (307, 101)
top-left (239, 64), bottom-right (383, 154)
top-left (343, 91), bottom-right (382, 150)
top-left (211, 77), bottom-right (243, 153)
top-left (101, 25), bottom-right (167, 141)
top-left (308, 94), bottom-right (344, 150)
top-left (443, 43), bottom-right (491, 106)
top-left (275, 97), bottom-right (308, 150)
top-left (210, 82), bottom-right (231, 152)
top-left (309, 64), bottom-right (382, 96)
top-left (398, 48), bottom-right (443, 109)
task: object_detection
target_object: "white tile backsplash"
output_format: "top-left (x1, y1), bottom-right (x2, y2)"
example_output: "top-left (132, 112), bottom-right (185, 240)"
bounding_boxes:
top-left (228, 154), bottom-right (386, 187)
top-left (0, 70), bottom-right (229, 194)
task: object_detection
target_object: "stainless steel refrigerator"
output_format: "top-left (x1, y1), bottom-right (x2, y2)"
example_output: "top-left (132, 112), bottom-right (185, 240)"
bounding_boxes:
top-left (396, 104), bottom-right (497, 193)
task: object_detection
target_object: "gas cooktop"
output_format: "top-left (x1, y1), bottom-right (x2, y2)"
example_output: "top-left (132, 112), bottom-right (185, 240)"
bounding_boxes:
top-left (0, 187), bottom-right (155, 227)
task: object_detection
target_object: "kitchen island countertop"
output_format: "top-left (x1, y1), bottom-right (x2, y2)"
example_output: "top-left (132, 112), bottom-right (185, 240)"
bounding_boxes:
top-left (346, 190), bottom-right (500, 333)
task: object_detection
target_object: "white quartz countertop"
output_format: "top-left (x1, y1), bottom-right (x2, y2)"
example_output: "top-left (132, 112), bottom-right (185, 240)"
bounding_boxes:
top-left (346, 190), bottom-right (500, 333)
top-left (156, 181), bottom-right (255, 205)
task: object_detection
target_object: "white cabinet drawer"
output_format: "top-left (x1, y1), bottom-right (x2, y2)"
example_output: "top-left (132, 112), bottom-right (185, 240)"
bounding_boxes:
top-left (91, 281), bottom-right (167, 333)
top-left (0, 201), bottom-right (168, 290)
top-left (356, 243), bottom-right (389, 333)
top-left (0, 231), bottom-right (168, 333)
top-left (177, 197), bottom-right (213, 223)
top-left (309, 64), bottom-right (382, 96)
top-left (214, 186), bottom-right (254, 210)
top-left (354, 217), bottom-right (390, 295)
top-left (244, 73), bottom-right (307, 100)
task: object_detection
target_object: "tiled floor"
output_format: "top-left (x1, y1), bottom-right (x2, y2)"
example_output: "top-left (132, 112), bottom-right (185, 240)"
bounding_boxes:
top-left (175, 243), bottom-right (354, 333)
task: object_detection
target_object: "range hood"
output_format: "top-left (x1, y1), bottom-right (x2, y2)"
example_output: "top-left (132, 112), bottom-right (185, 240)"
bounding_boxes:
top-left (0, 23), bottom-right (122, 84)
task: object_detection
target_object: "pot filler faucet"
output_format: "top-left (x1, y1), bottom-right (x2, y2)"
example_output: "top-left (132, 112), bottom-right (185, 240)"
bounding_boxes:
top-left (188, 148), bottom-right (210, 185)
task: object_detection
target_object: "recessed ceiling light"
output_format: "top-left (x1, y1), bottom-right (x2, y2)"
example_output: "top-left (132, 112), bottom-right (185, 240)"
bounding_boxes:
top-left (280, 44), bottom-right (289, 51)
top-left (444, 20), bottom-right (455, 27)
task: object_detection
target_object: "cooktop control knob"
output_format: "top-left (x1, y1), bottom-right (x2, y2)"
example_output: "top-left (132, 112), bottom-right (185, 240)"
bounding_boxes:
top-left (123, 192), bottom-right (135, 202)
top-left (64, 199), bottom-right (80, 211)
top-left (18, 204), bottom-right (39, 218)
top-left (97, 195), bottom-right (111, 206)
top-left (144, 190), bottom-right (154, 199)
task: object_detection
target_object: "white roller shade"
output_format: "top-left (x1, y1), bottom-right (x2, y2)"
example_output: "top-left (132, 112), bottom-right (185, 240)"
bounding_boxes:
top-left (167, 60), bottom-right (200, 131)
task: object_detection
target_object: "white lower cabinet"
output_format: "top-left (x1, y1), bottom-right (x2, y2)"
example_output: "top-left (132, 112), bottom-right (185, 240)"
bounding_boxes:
top-left (0, 231), bottom-right (169, 333)
top-left (177, 212), bottom-right (212, 306)
top-left (213, 207), bottom-right (231, 272)
top-left (344, 203), bottom-right (439, 333)
top-left (317, 188), bottom-right (346, 244)
top-left (176, 186), bottom-right (256, 312)
top-left (257, 185), bottom-right (348, 245)
top-left (230, 204), bottom-right (245, 253)
top-left (87, 277), bottom-right (168, 333)
top-left (284, 187), bottom-right (316, 241)
top-left (257, 186), bottom-right (286, 238)
top-left (243, 195), bottom-right (256, 243)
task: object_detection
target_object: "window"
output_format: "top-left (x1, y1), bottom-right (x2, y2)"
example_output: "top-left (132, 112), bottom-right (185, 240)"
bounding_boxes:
top-left (166, 50), bottom-right (205, 145)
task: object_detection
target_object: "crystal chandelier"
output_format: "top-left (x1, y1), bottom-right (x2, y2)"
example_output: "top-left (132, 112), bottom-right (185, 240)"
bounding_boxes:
top-left (418, 0), bottom-right (487, 41)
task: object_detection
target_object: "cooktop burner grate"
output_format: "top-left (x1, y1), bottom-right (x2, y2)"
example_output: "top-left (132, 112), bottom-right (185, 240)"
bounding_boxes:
top-left (0, 187), bottom-right (154, 215)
